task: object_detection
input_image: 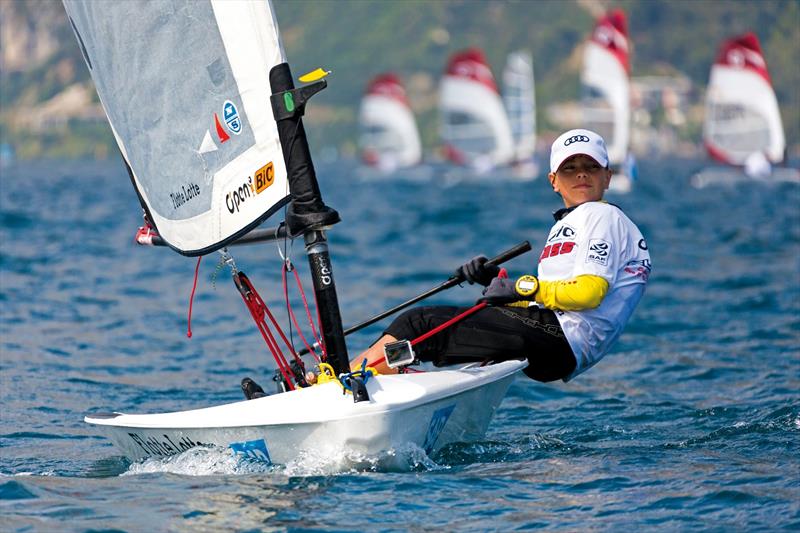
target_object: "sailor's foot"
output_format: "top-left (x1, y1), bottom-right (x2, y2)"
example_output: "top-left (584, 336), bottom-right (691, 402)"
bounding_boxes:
top-left (241, 377), bottom-right (267, 400)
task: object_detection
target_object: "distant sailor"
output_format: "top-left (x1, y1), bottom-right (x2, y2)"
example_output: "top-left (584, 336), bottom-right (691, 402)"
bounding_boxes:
top-left (353, 129), bottom-right (651, 382)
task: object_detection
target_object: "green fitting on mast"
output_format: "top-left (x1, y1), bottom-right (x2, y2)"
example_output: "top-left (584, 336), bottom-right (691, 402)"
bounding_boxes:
top-left (284, 92), bottom-right (295, 112)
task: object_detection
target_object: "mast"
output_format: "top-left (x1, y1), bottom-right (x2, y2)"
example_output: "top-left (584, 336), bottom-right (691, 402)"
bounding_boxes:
top-left (269, 63), bottom-right (350, 376)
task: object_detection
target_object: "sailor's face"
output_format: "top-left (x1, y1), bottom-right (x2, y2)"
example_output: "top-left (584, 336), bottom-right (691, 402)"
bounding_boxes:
top-left (549, 154), bottom-right (611, 207)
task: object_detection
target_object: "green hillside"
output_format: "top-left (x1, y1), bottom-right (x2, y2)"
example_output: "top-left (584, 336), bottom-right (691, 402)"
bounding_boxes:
top-left (1, 0), bottom-right (798, 159)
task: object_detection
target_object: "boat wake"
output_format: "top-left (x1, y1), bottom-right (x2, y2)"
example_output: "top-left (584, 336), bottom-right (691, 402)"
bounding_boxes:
top-left (123, 446), bottom-right (268, 477)
top-left (122, 443), bottom-right (447, 477)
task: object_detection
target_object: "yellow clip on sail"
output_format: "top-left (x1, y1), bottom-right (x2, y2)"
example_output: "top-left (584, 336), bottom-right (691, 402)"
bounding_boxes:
top-left (298, 68), bottom-right (331, 83)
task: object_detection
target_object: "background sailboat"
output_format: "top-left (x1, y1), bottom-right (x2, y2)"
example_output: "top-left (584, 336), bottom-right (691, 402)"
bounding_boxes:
top-left (581, 9), bottom-right (635, 193)
top-left (358, 73), bottom-right (422, 173)
top-left (693, 32), bottom-right (799, 187)
top-left (439, 48), bottom-right (514, 174)
top-left (502, 50), bottom-right (539, 180)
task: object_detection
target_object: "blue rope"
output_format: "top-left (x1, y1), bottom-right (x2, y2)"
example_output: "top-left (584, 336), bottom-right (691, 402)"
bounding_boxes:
top-left (338, 359), bottom-right (373, 393)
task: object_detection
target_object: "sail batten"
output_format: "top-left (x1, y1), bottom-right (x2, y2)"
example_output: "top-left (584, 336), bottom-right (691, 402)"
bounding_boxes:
top-left (63, 0), bottom-right (290, 255)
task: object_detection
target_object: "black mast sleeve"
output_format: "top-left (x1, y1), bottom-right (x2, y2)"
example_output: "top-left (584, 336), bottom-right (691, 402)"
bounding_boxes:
top-left (269, 63), bottom-right (340, 237)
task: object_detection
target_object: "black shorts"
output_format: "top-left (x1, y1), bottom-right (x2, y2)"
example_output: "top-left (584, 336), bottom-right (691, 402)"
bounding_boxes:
top-left (384, 305), bottom-right (576, 382)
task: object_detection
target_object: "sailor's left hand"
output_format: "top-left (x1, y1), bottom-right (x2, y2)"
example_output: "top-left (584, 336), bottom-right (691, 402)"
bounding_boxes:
top-left (478, 275), bottom-right (539, 305)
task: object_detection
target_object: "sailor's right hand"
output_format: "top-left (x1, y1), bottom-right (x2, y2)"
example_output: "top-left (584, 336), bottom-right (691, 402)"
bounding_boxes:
top-left (456, 255), bottom-right (501, 286)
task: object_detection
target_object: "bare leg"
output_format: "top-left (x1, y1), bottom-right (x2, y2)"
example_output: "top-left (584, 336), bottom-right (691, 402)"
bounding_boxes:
top-left (350, 334), bottom-right (398, 374)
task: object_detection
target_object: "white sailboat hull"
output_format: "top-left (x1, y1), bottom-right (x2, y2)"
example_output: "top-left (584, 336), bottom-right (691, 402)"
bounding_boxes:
top-left (691, 166), bottom-right (800, 188)
top-left (85, 360), bottom-right (526, 464)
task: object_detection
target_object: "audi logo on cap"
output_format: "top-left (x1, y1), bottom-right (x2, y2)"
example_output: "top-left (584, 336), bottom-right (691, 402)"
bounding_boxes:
top-left (564, 135), bottom-right (590, 146)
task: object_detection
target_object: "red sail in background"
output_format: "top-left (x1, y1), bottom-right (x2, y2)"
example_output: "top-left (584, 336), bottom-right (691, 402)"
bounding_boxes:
top-left (365, 73), bottom-right (410, 107)
top-left (444, 48), bottom-right (499, 94)
top-left (590, 8), bottom-right (630, 75)
top-left (714, 32), bottom-right (771, 84)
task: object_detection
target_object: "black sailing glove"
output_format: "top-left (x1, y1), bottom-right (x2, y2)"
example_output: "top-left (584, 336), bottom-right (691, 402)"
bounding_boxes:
top-left (478, 275), bottom-right (539, 305)
top-left (456, 255), bottom-right (501, 286)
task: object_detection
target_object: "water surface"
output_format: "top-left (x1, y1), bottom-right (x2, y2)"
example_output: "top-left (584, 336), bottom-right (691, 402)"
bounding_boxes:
top-left (1, 158), bottom-right (798, 531)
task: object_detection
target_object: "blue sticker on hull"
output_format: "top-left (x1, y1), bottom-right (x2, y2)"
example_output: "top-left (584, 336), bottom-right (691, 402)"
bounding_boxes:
top-left (230, 439), bottom-right (271, 464)
top-left (423, 404), bottom-right (456, 454)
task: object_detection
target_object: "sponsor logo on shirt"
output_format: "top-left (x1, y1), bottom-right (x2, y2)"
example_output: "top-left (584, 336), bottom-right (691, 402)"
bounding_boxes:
top-left (547, 224), bottom-right (576, 242)
top-left (586, 239), bottom-right (611, 266)
top-left (624, 259), bottom-right (651, 281)
top-left (540, 241), bottom-right (576, 261)
top-left (541, 224), bottom-right (578, 262)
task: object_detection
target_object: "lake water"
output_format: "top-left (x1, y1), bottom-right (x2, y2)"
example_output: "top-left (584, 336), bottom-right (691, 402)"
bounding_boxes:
top-left (1, 158), bottom-right (798, 531)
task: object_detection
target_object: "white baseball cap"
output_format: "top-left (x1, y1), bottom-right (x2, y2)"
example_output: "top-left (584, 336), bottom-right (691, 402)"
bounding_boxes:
top-left (550, 129), bottom-right (609, 173)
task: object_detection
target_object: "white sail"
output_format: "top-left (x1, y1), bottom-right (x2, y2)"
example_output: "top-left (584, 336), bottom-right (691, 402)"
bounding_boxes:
top-left (502, 50), bottom-right (536, 163)
top-left (62, 0), bottom-right (290, 255)
top-left (703, 32), bottom-right (786, 165)
top-left (358, 73), bottom-right (422, 171)
top-left (439, 48), bottom-right (514, 168)
top-left (581, 9), bottom-right (631, 167)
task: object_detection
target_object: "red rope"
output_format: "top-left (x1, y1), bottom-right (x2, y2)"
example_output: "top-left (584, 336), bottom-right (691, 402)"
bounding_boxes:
top-left (291, 266), bottom-right (327, 357)
top-left (282, 264), bottom-right (322, 362)
top-left (187, 256), bottom-right (202, 338)
top-left (411, 302), bottom-right (488, 346)
top-left (311, 283), bottom-right (328, 357)
top-left (367, 269), bottom-right (508, 367)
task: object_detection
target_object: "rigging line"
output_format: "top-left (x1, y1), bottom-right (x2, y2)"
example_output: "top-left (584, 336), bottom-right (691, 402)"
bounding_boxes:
top-left (278, 116), bottom-right (303, 354)
top-left (281, 116), bottom-right (328, 358)
top-left (293, 266), bottom-right (326, 357)
top-left (238, 273), bottom-right (296, 390)
top-left (282, 263), bottom-right (324, 362)
top-left (252, 298), bottom-right (296, 391)
top-left (186, 256), bottom-right (203, 338)
top-left (242, 270), bottom-right (308, 371)
top-left (282, 263), bottom-right (322, 362)
top-left (279, 213), bottom-right (296, 353)
top-left (251, 278), bottom-right (314, 387)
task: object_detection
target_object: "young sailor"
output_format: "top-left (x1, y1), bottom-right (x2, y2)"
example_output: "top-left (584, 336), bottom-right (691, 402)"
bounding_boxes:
top-left (352, 128), bottom-right (651, 382)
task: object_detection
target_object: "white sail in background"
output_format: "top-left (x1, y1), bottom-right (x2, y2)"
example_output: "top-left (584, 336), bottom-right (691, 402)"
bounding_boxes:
top-left (703, 32), bottom-right (786, 166)
top-left (581, 9), bottom-right (631, 167)
top-left (358, 73), bottom-right (422, 171)
top-left (439, 48), bottom-right (514, 169)
top-left (503, 50), bottom-right (536, 165)
top-left (62, 0), bottom-right (289, 255)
